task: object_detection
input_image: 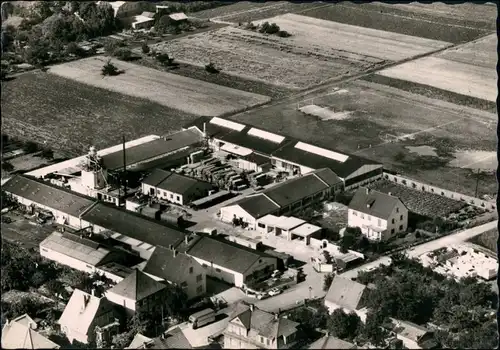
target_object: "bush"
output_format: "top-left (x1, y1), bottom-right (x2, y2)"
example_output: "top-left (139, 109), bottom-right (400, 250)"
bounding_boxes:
top-left (323, 273), bottom-right (334, 292)
top-left (40, 148), bottom-right (54, 159)
top-left (205, 62), bottom-right (219, 74)
top-left (1, 161), bottom-right (14, 172)
top-left (156, 53), bottom-right (175, 67)
top-left (101, 60), bottom-right (120, 76)
top-left (259, 21), bottom-right (280, 35)
top-left (277, 30), bottom-right (291, 37)
top-left (245, 22), bottom-right (257, 30)
top-left (141, 42), bottom-right (150, 54)
top-left (112, 47), bottom-right (133, 61)
top-left (65, 42), bottom-right (86, 57)
top-left (22, 141), bottom-right (39, 153)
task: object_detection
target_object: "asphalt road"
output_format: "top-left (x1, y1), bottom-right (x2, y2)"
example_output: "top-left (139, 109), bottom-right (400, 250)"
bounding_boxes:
top-left (339, 220), bottom-right (498, 279)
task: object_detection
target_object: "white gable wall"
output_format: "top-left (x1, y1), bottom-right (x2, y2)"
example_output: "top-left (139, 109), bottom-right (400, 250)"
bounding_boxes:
top-left (220, 205), bottom-right (257, 229)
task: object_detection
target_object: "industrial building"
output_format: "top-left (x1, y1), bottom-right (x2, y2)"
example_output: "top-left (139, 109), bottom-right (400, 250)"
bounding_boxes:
top-left (184, 116), bottom-right (383, 188)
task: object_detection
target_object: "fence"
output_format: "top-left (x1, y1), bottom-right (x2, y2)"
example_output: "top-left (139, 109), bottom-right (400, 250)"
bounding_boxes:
top-left (382, 172), bottom-right (496, 211)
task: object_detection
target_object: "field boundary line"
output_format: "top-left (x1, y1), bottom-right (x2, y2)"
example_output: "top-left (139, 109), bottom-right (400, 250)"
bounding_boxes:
top-left (451, 153), bottom-right (496, 172)
top-left (212, 2), bottom-right (287, 21)
top-left (293, 3), bottom-right (333, 15)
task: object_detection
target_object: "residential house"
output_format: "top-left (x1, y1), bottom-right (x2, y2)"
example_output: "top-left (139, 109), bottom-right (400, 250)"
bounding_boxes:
top-left (142, 242), bottom-right (206, 300)
top-left (219, 168), bottom-right (343, 229)
top-left (307, 333), bottom-right (357, 349)
top-left (348, 187), bottom-right (408, 241)
top-left (224, 302), bottom-right (300, 349)
top-left (58, 289), bottom-right (122, 345)
top-left (324, 276), bottom-right (371, 322)
top-left (105, 269), bottom-right (167, 315)
top-left (2, 314), bottom-right (60, 349)
top-left (388, 319), bottom-right (438, 349)
top-left (141, 168), bottom-right (214, 206)
top-left (126, 326), bottom-right (222, 349)
top-left (2, 175), bottom-right (96, 228)
top-left (184, 235), bottom-right (277, 288)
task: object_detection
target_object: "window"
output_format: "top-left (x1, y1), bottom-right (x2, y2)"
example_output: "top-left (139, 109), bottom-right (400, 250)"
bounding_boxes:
top-left (176, 196), bottom-right (180, 201)
top-left (163, 191), bottom-right (167, 197)
top-left (196, 274), bottom-right (202, 282)
top-left (170, 194), bottom-right (173, 199)
top-left (189, 267), bottom-right (194, 274)
top-left (361, 214), bottom-right (364, 219)
top-left (391, 228), bottom-right (395, 234)
top-left (266, 339), bottom-right (270, 345)
top-left (215, 268), bottom-right (221, 272)
top-left (396, 207), bottom-right (399, 213)
top-left (367, 215), bottom-right (371, 221)
top-left (260, 336), bottom-right (264, 343)
top-left (259, 259), bottom-right (262, 263)
top-left (258, 222), bottom-right (265, 228)
top-left (391, 218), bottom-right (395, 224)
top-left (353, 211), bottom-right (357, 216)
top-left (399, 225), bottom-right (403, 230)
top-left (400, 215), bottom-right (403, 220)
top-left (196, 285), bottom-right (203, 294)
top-left (86, 264), bottom-right (93, 269)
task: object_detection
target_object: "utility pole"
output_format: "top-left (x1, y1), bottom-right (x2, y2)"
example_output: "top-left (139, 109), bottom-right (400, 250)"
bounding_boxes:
top-left (474, 168), bottom-right (480, 198)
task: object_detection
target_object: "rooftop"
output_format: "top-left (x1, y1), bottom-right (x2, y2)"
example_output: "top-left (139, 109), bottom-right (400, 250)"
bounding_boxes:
top-left (258, 215), bottom-right (306, 231)
top-left (349, 187), bottom-right (402, 219)
top-left (230, 194), bottom-right (280, 220)
top-left (142, 169), bottom-right (213, 196)
top-left (290, 223), bottom-right (322, 237)
top-left (325, 276), bottom-right (369, 311)
top-left (106, 269), bottom-right (166, 302)
top-left (81, 203), bottom-right (186, 249)
top-left (2, 315), bottom-right (60, 349)
top-left (143, 246), bottom-right (200, 285)
top-left (391, 319), bottom-right (430, 342)
top-left (185, 235), bottom-right (276, 274)
top-left (3, 175), bottom-right (97, 217)
top-left (308, 335), bottom-right (357, 349)
top-left (40, 231), bottom-right (111, 266)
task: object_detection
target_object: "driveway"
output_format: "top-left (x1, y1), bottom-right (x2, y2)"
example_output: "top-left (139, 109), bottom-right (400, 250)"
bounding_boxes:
top-left (340, 220), bottom-right (498, 280)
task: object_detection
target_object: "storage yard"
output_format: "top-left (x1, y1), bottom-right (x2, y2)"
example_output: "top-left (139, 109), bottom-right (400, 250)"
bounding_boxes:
top-left (48, 56), bottom-right (271, 116)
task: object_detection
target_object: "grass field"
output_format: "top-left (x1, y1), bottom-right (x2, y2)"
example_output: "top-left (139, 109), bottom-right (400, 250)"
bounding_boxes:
top-left (1, 71), bottom-right (199, 156)
top-left (157, 14), bottom-right (448, 89)
top-left (48, 56), bottom-right (270, 116)
top-left (299, 2), bottom-right (495, 43)
top-left (468, 229), bottom-right (498, 253)
top-left (231, 79), bottom-right (497, 196)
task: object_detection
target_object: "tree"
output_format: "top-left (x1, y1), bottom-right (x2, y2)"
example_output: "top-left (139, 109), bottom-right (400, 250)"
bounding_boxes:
top-left (1, 161), bottom-right (14, 172)
top-left (362, 310), bottom-right (389, 347)
top-left (141, 42), bottom-right (150, 54)
top-left (22, 141), bottom-right (40, 153)
top-left (101, 60), bottom-right (120, 76)
top-left (40, 148), bottom-right (54, 159)
top-left (65, 42), bottom-right (85, 57)
top-left (156, 52), bottom-right (174, 67)
top-left (31, 270), bottom-right (48, 287)
top-left (112, 331), bottom-right (135, 349)
top-left (46, 279), bottom-right (65, 297)
top-left (323, 273), bottom-right (334, 292)
top-left (7, 296), bottom-right (45, 319)
top-left (327, 309), bottom-right (361, 340)
top-left (277, 30), bottom-right (291, 38)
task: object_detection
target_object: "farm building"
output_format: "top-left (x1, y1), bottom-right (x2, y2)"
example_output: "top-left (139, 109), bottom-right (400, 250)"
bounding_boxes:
top-left (80, 202), bottom-right (186, 259)
top-left (348, 187), bottom-right (408, 241)
top-left (142, 244), bottom-right (206, 300)
top-left (2, 175), bottom-right (97, 228)
top-left (169, 12), bottom-right (188, 22)
top-left (131, 11), bottom-right (155, 30)
top-left (184, 116), bottom-right (382, 188)
top-left (324, 276), bottom-right (371, 322)
top-left (219, 168), bottom-right (343, 229)
top-left (58, 289), bottom-right (122, 345)
top-left (183, 235), bottom-right (277, 288)
top-left (141, 168), bottom-right (214, 206)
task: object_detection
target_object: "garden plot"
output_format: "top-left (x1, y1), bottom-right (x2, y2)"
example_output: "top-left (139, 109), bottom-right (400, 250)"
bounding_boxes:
top-left (48, 56), bottom-right (270, 116)
top-left (157, 14), bottom-right (449, 89)
top-left (377, 55), bottom-right (496, 102)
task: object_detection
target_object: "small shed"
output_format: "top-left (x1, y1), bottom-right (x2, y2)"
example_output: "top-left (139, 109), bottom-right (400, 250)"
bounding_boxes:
top-left (169, 12), bottom-right (188, 22)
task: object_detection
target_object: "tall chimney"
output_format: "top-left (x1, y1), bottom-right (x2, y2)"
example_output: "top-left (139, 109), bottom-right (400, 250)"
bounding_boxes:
top-left (185, 235), bottom-right (189, 245)
top-left (203, 122), bottom-right (207, 137)
top-left (91, 289), bottom-right (95, 297)
top-left (122, 135), bottom-right (127, 196)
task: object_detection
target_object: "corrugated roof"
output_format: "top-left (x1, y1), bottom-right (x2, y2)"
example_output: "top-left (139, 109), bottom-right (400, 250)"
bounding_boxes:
top-left (58, 289), bottom-right (114, 337)
top-left (143, 169), bottom-right (213, 196)
top-left (40, 232), bottom-right (110, 266)
top-left (102, 129), bottom-right (202, 171)
top-left (308, 335), bottom-right (357, 349)
top-left (231, 302), bottom-right (299, 340)
top-left (81, 203), bottom-right (186, 249)
top-left (325, 276), bottom-right (368, 310)
top-left (107, 269), bottom-right (166, 302)
top-left (2, 175), bottom-right (96, 217)
top-left (313, 168), bottom-right (343, 187)
top-left (186, 236), bottom-right (275, 274)
top-left (349, 187), bottom-right (401, 219)
top-left (241, 152), bottom-right (271, 166)
top-left (1, 319), bottom-right (60, 349)
top-left (143, 247), bottom-right (199, 285)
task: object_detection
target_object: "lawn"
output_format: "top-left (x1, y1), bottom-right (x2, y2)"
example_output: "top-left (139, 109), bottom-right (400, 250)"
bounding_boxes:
top-left (48, 56), bottom-right (270, 116)
top-left (299, 2), bottom-right (495, 43)
top-left (231, 79), bottom-right (496, 196)
top-left (156, 14), bottom-right (448, 90)
top-left (1, 71), bottom-right (200, 156)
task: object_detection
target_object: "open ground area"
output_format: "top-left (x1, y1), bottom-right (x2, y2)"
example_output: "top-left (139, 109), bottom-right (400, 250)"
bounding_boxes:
top-left (157, 14), bottom-right (449, 90)
top-left (298, 2), bottom-right (495, 43)
top-left (48, 56), bottom-right (270, 116)
top-left (1, 71), bottom-right (198, 156)
top-left (231, 79), bottom-right (496, 196)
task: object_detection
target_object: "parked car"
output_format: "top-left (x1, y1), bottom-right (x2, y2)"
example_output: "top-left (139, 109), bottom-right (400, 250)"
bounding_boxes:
top-left (268, 288), bottom-right (282, 297)
top-left (271, 270), bottom-right (282, 278)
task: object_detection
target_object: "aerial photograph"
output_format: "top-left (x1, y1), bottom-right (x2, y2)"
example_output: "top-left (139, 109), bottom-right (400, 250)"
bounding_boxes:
top-left (0, 1), bottom-right (498, 349)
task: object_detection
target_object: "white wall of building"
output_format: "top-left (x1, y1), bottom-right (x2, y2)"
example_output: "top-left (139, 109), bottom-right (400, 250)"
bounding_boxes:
top-left (40, 247), bottom-right (97, 274)
top-left (61, 326), bottom-right (89, 345)
top-left (220, 205), bottom-right (257, 229)
top-left (191, 256), bottom-right (243, 287)
top-left (105, 291), bottom-right (136, 312)
top-left (142, 183), bottom-right (185, 205)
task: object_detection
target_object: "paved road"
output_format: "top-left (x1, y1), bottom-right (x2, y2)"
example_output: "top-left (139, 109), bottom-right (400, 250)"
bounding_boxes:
top-left (339, 220), bottom-right (497, 279)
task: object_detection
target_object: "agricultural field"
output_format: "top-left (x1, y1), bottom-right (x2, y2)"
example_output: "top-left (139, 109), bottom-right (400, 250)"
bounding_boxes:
top-left (190, 1), bottom-right (285, 20)
top-left (156, 14), bottom-right (449, 90)
top-left (299, 2), bottom-right (495, 43)
top-left (48, 56), bottom-right (270, 116)
top-left (1, 71), bottom-right (200, 156)
top-left (231, 79), bottom-right (497, 197)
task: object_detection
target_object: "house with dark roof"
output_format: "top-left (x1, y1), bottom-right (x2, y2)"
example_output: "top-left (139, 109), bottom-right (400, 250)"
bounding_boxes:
top-left (2, 314), bottom-right (60, 349)
top-left (348, 187), bottom-right (408, 241)
top-left (324, 276), bottom-right (372, 322)
top-left (126, 326), bottom-right (222, 349)
top-left (105, 269), bottom-right (167, 314)
top-left (142, 168), bottom-right (214, 206)
top-left (2, 175), bottom-right (97, 228)
top-left (387, 319), bottom-right (438, 349)
top-left (185, 235), bottom-right (277, 288)
top-left (184, 116), bottom-right (382, 189)
top-left (81, 202), bottom-right (186, 258)
top-left (219, 169), bottom-right (343, 229)
top-left (58, 289), bottom-right (122, 345)
top-left (142, 243), bottom-right (206, 300)
top-left (223, 302), bottom-right (299, 349)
